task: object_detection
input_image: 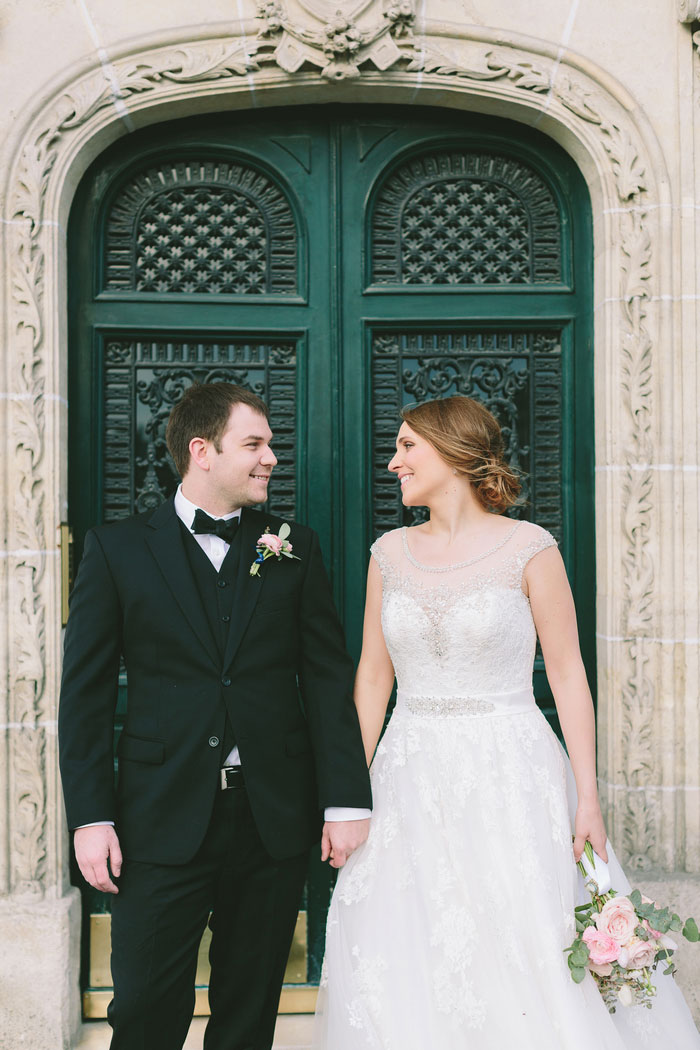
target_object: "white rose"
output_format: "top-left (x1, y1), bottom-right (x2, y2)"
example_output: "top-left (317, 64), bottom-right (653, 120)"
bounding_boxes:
top-left (617, 984), bottom-right (634, 1007)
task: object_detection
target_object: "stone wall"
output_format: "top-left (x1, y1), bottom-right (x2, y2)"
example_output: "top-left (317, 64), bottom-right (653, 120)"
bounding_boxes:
top-left (0, 1), bottom-right (698, 1045)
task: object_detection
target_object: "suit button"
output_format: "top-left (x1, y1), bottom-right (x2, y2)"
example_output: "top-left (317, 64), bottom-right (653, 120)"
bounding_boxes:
top-left (217, 579), bottom-right (228, 589)
top-left (208, 736), bottom-right (219, 748)
top-left (221, 676), bottom-right (232, 687)
top-left (222, 614), bottom-right (231, 623)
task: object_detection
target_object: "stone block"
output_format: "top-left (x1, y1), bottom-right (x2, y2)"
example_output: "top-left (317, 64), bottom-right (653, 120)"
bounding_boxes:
top-left (638, 872), bottom-right (700, 1025)
top-left (0, 890), bottom-right (82, 1050)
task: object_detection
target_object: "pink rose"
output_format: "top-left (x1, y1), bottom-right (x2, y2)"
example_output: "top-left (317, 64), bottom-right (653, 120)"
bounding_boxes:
top-left (583, 926), bottom-right (621, 965)
top-left (258, 534), bottom-right (284, 554)
top-left (619, 937), bottom-right (658, 971)
top-left (588, 961), bottom-right (613, 977)
top-left (595, 897), bottom-right (638, 945)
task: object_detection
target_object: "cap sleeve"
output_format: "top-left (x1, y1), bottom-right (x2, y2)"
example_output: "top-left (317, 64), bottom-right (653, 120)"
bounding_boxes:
top-left (514, 525), bottom-right (558, 580)
top-left (369, 530), bottom-right (401, 586)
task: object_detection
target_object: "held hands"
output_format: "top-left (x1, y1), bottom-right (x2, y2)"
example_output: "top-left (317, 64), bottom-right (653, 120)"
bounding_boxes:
top-left (321, 818), bottom-right (370, 869)
top-left (573, 798), bottom-right (608, 864)
top-left (73, 825), bottom-right (123, 894)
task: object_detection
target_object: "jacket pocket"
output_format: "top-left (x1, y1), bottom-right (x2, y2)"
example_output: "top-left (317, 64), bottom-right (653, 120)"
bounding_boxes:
top-left (118, 733), bottom-right (165, 765)
top-left (255, 599), bottom-right (297, 618)
top-left (285, 727), bottom-right (312, 757)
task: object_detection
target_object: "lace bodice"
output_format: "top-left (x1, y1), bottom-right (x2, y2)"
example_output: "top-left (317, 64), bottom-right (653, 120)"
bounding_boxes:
top-left (371, 520), bottom-right (557, 701)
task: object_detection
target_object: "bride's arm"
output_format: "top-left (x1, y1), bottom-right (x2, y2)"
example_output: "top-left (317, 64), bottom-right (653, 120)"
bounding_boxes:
top-left (354, 558), bottom-right (396, 766)
top-left (525, 546), bottom-right (608, 862)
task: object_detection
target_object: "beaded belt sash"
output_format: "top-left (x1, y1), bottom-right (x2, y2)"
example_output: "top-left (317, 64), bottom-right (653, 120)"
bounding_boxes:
top-left (400, 689), bottom-right (536, 718)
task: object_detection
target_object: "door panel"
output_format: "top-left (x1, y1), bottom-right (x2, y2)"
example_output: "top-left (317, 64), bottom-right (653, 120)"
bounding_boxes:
top-left (100, 333), bottom-right (301, 520)
top-left (68, 105), bottom-right (593, 1015)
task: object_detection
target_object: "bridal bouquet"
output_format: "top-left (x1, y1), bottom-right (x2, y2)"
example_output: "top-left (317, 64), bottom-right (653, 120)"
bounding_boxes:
top-left (565, 842), bottom-right (699, 1012)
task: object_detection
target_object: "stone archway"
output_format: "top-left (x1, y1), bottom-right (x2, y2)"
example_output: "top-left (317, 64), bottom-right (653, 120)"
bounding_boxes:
top-left (1, 4), bottom-right (685, 1042)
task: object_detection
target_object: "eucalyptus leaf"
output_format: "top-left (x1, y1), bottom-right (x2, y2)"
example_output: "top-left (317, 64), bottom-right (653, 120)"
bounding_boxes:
top-left (571, 966), bottom-right (587, 984)
top-left (683, 917), bottom-right (699, 942)
top-left (278, 522), bottom-right (291, 541)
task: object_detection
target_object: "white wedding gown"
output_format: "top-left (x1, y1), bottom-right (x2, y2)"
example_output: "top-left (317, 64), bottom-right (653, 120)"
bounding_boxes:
top-left (314, 521), bottom-right (700, 1049)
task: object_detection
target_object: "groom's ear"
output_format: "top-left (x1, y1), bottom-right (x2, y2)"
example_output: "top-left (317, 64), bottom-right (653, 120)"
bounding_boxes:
top-left (187, 436), bottom-right (211, 473)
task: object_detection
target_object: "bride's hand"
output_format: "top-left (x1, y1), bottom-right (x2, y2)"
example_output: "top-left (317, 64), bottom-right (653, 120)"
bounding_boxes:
top-left (573, 799), bottom-right (608, 863)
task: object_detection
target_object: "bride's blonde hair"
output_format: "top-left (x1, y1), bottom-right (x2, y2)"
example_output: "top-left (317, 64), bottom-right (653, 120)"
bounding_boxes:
top-left (401, 396), bottom-right (522, 513)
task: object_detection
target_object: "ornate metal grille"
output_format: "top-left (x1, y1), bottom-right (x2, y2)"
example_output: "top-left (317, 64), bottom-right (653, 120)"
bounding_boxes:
top-left (104, 159), bottom-right (298, 294)
top-left (371, 151), bottom-right (561, 286)
top-left (372, 330), bottom-right (563, 537)
top-left (102, 336), bottom-right (297, 521)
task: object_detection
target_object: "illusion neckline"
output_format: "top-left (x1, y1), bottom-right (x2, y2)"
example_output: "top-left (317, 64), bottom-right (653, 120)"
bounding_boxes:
top-left (401, 520), bottom-right (523, 573)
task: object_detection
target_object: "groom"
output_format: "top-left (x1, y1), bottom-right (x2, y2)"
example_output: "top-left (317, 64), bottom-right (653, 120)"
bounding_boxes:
top-left (58, 382), bottom-right (372, 1050)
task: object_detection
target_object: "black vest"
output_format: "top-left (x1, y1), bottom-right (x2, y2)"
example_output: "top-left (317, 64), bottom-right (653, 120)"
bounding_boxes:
top-left (179, 521), bottom-right (241, 759)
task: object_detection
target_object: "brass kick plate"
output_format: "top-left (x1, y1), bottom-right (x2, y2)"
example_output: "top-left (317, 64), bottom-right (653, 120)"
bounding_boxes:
top-left (83, 911), bottom-right (312, 1018)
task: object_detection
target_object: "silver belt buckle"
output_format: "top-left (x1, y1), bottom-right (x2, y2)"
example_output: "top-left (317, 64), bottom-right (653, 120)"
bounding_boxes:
top-left (220, 766), bottom-right (234, 790)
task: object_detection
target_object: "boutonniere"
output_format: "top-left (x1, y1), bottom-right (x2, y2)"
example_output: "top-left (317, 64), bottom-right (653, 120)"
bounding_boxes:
top-left (249, 522), bottom-right (300, 577)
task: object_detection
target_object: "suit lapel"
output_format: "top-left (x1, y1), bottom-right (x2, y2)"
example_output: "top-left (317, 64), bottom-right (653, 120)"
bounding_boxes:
top-left (144, 498), bottom-right (220, 668)
top-left (222, 508), bottom-right (266, 673)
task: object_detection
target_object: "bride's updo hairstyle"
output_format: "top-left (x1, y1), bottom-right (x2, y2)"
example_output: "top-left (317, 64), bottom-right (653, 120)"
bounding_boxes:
top-left (401, 396), bottom-right (521, 512)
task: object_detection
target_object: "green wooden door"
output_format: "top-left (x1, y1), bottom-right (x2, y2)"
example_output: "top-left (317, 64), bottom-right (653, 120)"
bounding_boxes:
top-left (68, 105), bottom-right (593, 1013)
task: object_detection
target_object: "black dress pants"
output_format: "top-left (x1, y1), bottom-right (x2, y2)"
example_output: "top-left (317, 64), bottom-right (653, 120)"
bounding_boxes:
top-left (108, 787), bottom-right (309, 1050)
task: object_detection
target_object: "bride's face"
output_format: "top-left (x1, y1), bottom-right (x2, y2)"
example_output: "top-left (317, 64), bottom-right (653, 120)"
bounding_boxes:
top-left (388, 422), bottom-right (453, 507)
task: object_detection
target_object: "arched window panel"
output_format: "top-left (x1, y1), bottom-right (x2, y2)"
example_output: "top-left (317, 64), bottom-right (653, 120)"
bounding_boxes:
top-left (370, 150), bottom-right (562, 287)
top-left (103, 158), bottom-right (298, 295)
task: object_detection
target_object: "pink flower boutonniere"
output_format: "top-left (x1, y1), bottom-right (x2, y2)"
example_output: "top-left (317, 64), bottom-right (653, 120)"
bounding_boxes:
top-left (250, 522), bottom-right (300, 577)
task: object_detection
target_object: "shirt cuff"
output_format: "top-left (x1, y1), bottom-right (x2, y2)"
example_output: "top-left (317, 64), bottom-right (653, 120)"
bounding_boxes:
top-left (74, 821), bottom-right (115, 829)
top-left (323, 807), bottom-right (372, 822)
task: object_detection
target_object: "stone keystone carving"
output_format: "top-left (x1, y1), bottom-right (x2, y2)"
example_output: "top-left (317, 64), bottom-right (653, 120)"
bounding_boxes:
top-left (256, 0), bottom-right (415, 79)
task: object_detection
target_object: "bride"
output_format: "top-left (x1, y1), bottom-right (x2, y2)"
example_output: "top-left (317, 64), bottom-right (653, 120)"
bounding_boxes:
top-left (313, 395), bottom-right (700, 1048)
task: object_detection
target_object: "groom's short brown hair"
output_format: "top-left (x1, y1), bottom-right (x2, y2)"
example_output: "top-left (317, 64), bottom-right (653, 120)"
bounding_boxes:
top-left (166, 382), bottom-right (269, 478)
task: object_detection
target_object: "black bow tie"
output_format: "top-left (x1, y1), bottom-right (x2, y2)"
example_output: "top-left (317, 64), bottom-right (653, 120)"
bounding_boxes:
top-left (191, 509), bottom-right (240, 545)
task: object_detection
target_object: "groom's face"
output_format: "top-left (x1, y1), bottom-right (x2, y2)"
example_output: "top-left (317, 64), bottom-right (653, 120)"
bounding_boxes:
top-left (208, 403), bottom-right (277, 508)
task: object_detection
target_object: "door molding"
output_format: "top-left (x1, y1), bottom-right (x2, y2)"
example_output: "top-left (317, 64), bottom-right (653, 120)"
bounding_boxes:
top-left (0, 2), bottom-right (676, 916)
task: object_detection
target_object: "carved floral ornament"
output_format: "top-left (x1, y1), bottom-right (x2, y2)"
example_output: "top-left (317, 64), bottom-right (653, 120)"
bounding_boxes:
top-left (5, 8), bottom-right (666, 896)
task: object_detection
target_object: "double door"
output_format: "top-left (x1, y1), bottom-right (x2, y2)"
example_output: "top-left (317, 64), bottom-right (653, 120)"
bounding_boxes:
top-left (69, 104), bottom-right (594, 1012)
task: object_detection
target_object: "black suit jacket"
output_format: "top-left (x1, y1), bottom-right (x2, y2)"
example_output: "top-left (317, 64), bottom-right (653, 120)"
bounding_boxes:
top-left (58, 499), bottom-right (372, 864)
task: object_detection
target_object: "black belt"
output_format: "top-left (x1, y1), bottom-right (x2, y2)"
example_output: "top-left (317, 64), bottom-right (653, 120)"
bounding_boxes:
top-left (220, 766), bottom-right (245, 791)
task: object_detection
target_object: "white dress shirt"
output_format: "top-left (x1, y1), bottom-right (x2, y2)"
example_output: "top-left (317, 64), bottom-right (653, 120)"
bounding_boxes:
top-left (79, 488), bottom-right (369, 826)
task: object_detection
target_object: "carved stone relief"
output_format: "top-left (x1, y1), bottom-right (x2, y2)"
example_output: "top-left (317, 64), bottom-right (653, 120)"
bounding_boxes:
top-left (3, 3), bottom-right (668, 892)
top-left (256, 0), bottom-right (415, 79)
top-left (679, 0), bottom-right (700, 22)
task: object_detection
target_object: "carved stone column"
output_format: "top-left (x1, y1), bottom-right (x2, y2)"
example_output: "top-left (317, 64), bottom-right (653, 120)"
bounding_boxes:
top-left (0, 212), bottom-right (82, 1044)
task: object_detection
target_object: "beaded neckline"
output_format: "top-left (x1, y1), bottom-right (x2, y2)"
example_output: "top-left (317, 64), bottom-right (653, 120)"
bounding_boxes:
top-left (401, 520), bottom-right (523, 573)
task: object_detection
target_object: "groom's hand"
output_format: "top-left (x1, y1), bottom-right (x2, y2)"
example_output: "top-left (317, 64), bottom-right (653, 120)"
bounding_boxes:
top-left (321, 819), bottom-right (370, 869)
top-left (74, 825), bottom-right (123, 893)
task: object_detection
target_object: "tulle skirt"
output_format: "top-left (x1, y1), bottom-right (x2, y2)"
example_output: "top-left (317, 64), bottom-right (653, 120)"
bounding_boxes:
top-left (313, 702), bottom-right (700, 1049)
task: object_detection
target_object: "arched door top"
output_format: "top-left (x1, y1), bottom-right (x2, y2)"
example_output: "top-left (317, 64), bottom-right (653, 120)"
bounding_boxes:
top-left (102, 151), bottom-right (302, 297)
top-left (369, 146), bottom-right (563, 288)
